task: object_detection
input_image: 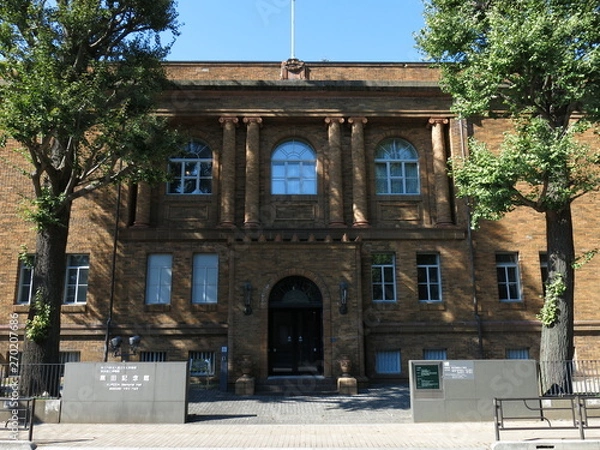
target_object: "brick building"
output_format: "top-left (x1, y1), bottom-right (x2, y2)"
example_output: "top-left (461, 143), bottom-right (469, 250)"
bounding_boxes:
top-left (2, 60), bottom-right (599, 389)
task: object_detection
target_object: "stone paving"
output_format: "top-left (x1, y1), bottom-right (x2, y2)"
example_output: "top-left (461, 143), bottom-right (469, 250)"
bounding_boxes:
top-left (186, 383), bottom-right (413, 424)
top-left (8, 384), bottom-right (600, 449)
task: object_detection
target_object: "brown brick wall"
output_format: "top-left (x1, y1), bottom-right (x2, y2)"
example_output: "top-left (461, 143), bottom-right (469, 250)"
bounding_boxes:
top-left (1, 63), bottom-right (598, 384)
top-left (163, 62), bottom-right (440, 82)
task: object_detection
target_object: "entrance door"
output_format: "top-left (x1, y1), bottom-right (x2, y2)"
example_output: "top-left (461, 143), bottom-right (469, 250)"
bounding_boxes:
top-left (269, 308), bottom-right (323, 375)
top-left (268, 276), bottom-right (323, 376)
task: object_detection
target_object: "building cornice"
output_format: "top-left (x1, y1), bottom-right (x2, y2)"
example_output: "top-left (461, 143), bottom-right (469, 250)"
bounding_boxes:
top-left (168, 79), bottom-right (443, 92)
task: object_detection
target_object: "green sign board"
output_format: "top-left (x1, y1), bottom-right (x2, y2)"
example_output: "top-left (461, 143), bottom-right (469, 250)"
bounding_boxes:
top-left (414, 363), bottom-right (441, 390)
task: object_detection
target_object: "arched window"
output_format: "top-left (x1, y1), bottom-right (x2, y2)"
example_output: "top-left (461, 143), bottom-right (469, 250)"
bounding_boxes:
top-left (167, 140), bottom-right (212, 195)
top-left (375, 138), bottom-right (420, 195)
top-left (271, 140), bottom-right (317, 195)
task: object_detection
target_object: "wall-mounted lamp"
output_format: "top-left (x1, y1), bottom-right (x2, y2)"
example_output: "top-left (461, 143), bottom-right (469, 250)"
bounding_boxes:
top-left (243, 282), bottom-right (253, 315)
top-left (339, 281), bottom-right (348, 315)
top-left (109, 336), bottom-right (122, 356)
top-left (109, 335), bottom-right (141, 357)
top-left (129, 335), bottom-right (141, 354)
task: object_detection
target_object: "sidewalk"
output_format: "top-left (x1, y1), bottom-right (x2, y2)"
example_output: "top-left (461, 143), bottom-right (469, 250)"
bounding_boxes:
top-left (15, 385), bottom-right (600, 449)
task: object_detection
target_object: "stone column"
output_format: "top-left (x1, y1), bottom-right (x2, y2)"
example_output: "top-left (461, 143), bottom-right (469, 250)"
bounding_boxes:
top-left (219, 116), bottom-right (239, 227)
top-left (326, 117), bottom-right (346, 227)
top-left (243, 116), bottom-right (262, 228)
top-left (429, 117), bottom-right (453, 226)
top-left (132, 181), bottom-right (151, 228)
top-left (348, 117), bottom-right (369, 227)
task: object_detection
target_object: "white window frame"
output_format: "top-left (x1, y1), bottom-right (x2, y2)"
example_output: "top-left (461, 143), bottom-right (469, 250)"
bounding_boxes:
top-left (189, 351), bottom-right (216, 376)
top-left (496, 252), bottom-right (522, 302)
top-left (375, 350), bottom-right (402, 374)
top-left (375, 138), bottom-right (420, 195)
top-left (64, 254), bottom-right (89, 304)
top-left (167, 140), bottom-right (213, 195)
top-left (539, 252), bottom-right (548, 295)
top-left (192, 254), bottom-right (218, 304)
top-left (16, 257), bottom-right (35, 304)
top-left (371, 253), bottom-right (397, 302)
top-left (145, 254), bottom-right (173, 305)
top-left (17, 254), bottom-right (89, 305)
top-left (271, 140), bottom-right (317, 195)
top-left (417, 253), bottom-right (442, 303)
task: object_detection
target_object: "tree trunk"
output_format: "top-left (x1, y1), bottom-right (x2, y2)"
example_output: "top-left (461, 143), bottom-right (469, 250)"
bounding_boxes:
top-left (539, 205), bottom-right (575, 395)
top-left (20, 209), bottom-right (70, 397)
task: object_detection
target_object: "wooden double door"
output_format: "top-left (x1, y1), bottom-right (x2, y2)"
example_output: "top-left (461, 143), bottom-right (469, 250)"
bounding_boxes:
top-left (269, 308), bottom-right (323, 375)
top-left (267, 276), bottom-right (324, 376)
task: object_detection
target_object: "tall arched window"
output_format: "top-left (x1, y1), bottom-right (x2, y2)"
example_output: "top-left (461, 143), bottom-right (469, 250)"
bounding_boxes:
top-left (271, 140), bottom-right (317, 195)
top-left (375, 138), bottom-right (420, 195)
top-left (167, 140), bottom-right (213, 195)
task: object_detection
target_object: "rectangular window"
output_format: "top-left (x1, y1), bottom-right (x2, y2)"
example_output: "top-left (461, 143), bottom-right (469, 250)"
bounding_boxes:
top-left (59, 351), bottom-right (80, 376)
top-left (145, 254), bottom-right (172, 305)
top-left (423, 349), bottom-right (447, 360)
top-left (139, 351), bottom-right (167, 362)
top-left (539, 252), bottom-right (548, 295)
top-left (192, 254), bottom-right (218, 304)
top-left (372, 253), bottom-right (396, 302)
top-left (16, 256), bottom-right (35, 304)
top-left (496, 253), bottom-right (522, 302)
top-left (506, 348), bottom-right (530, 359)
top-left (189, 351), bottom-right (216, 376)
top-left (64, 255), bottom-right (89, 304)
top-left (17, 254), bottom-right (89, 305)
top-left (59, 351), bottom-right (81, 364)
top-left (417, 253), bottom-right (442, 302)
top-left (375, 350), bottom-right (401, 374)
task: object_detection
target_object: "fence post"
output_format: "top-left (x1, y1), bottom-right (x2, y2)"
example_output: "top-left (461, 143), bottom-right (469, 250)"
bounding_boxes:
top-left (575, 396), bottom-right (585, 440)
top-left (493, 398), bottom-right (501, 441)
top-left (28, 398), bottom-right (35, 442)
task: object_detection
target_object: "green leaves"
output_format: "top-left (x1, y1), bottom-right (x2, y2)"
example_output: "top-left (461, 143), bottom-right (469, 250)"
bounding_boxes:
top-left (420, 0), bottom-right (600, 226)
top-left (452, 117), bottom-right (600, 227)
top-left (418, 0), bottom-right (600, 123)
top-left (537, 274), bottom-right (566, 327)
top-left (26, 291), bottom-right (52, 343)
top-left (0, 0), bottom-right (180, 230)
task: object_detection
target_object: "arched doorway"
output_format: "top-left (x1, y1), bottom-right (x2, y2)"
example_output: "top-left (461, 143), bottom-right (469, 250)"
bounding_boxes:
top-left (268, 276), bottom-right (323, 376)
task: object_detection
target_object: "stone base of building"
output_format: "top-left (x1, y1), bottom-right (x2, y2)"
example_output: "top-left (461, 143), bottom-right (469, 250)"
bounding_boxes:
top-left (235, 376), bottom-right (255, 396)
top-left (337, 377), bottom-right (358, 395)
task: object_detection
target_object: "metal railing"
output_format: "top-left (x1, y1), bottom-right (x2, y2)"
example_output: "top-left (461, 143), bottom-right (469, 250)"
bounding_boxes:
top-left (539, 360), bottom-right (600, 396)
top-left (0, 363), bottom-right (64, 397)
top-left (494, 396), bottom-right (600, 441)
top-left (0, 397), bottom-right (35, 441)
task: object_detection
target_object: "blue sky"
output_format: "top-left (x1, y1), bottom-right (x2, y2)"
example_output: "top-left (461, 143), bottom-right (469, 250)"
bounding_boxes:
top-left (166, 0), bottom-right (426, 62)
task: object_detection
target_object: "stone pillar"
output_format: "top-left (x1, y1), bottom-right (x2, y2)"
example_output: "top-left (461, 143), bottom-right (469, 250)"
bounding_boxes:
top-left (132, 181), bottom-right (151, 228)
top-left (219, 116), bottom-right (239, 227)
top-left (326, 117), bottom-right (346, 227)
top-left (243, 116), bottom-right (262, 228)
top-left (348, 117), bottom-right (369, 227)
top-left (429, 117), bottom-right (453, 226)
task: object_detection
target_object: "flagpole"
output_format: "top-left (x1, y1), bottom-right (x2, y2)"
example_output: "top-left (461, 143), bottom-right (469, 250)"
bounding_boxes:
top-left (290, 0), bottom-right (296, 59)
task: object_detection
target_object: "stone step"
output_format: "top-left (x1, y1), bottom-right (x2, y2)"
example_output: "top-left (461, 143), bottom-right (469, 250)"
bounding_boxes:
top-left (256, 376), bottom-right (337, 395)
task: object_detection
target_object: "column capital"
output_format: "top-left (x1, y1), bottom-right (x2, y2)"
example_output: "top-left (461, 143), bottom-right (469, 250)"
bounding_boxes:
top-left (428, 117), bottom-right (450, 127)
top-left (243, 116), bottom-right (263, 126)
top-left (219, 116), bottom-right (239, 126)
top-left (325, 116), bottom-right (345, 126)
top-left (348, 117), bottom-right (368, 126)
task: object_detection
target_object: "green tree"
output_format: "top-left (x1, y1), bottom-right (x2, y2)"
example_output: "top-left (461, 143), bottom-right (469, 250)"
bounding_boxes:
top-left (0, 0), bottom-right (180, 395)
top-left (417, 0), bottom-right (600, 393)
